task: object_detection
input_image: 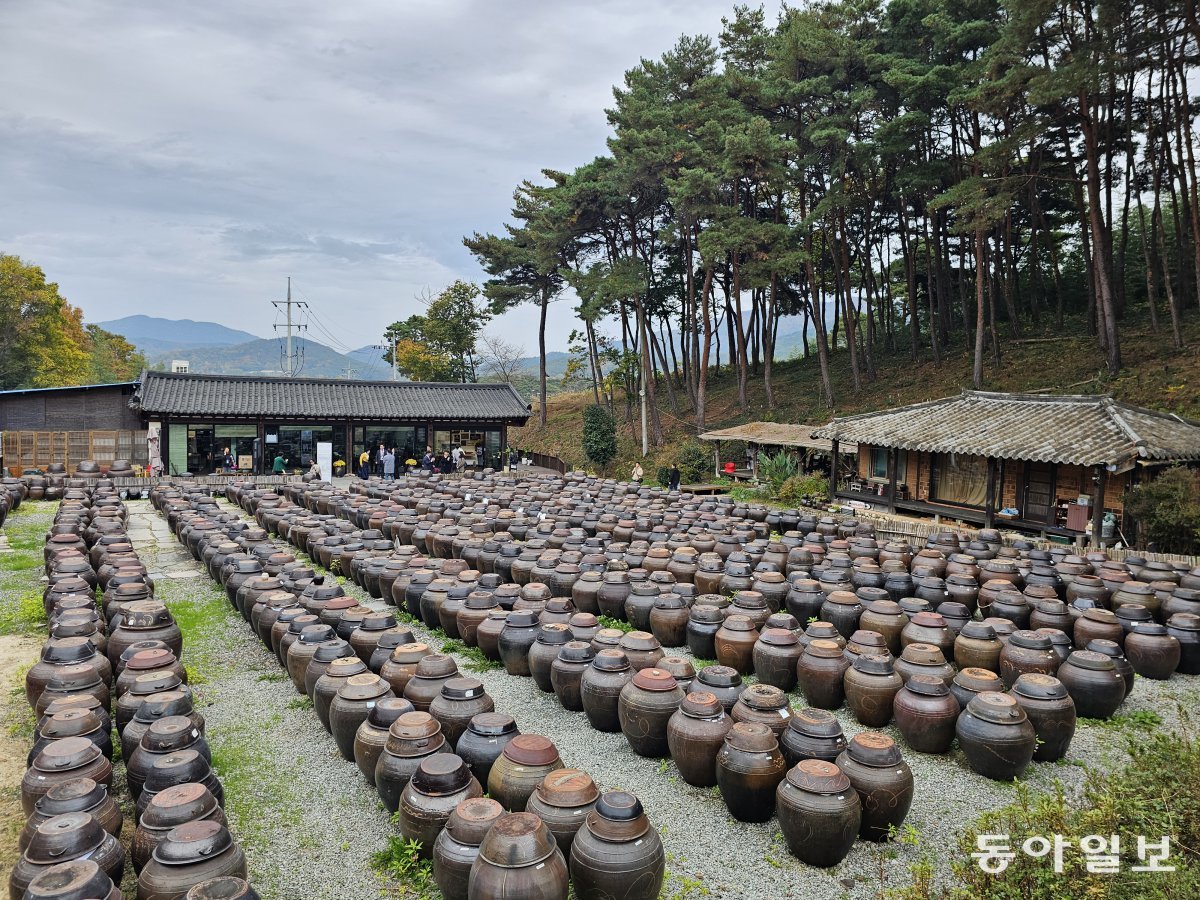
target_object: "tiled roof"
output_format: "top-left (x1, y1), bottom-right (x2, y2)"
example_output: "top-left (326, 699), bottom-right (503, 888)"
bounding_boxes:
top-left (698, 422), bottom-right (856, 454)
top-left (130, 371), bottom-right (531, 423)
top-left (812, 391), bottom-right (1200, 467)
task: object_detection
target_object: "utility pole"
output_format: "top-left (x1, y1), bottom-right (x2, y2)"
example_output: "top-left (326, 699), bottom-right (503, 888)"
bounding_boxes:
top-left (639, 311), bottom-right (649, 457)
top-left (272, 276), bottom-right (307, 377)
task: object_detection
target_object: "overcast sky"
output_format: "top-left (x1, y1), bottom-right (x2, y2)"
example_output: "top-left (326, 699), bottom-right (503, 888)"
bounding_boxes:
top-left (0, 0), bottom-right (783, 356)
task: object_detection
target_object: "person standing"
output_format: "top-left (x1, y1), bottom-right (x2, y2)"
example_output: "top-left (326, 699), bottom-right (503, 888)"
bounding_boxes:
top-left (631, 462), bottom-right (643, 484)
top-left (358, 448), bottom-right (370, 479)
top-left (452, 445), bottom-right (464, 472)
top-left (669, 464), bottom-right (681, 491)
top-left (222, 446), bottom-right (234, 470)
top-left (272, 452), bottom-right (285, 474)
top-left (375, 443), bottom-right (386, 476)
top-left (421, 448), bottom-right (433, 473)
top-left (382, 448), bottom-right (396, 481)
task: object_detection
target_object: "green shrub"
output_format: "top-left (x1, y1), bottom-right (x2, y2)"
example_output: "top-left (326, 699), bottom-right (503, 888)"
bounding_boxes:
top-left (582, 404), bottom-right (617, 470)
top-left (756, 450), bottom-right (800, 496)
top-left (1123, 467), bottom-right (1200, 555)
top-left (676, 442), bottom-right (712, 483)
top-left (656, 466), bottom-right (672, 488)
top-left (778, 473), bottom-right (828, 504)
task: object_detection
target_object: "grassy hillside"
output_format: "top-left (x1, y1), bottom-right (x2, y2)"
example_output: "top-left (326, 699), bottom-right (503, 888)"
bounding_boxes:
top-left (511, 310), bottom-right (1200, 476)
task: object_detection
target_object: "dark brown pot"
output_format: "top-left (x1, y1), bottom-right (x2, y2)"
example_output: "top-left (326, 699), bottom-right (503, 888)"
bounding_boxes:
top-left (136, 821), bottom-right (247, 900)
top-left (429, 678), bottom-right (496, 747)
top-left (752, 628), bottom-right (802, 692)
top-left (1009, 673), bottom-right (1076, 762)
top-left (894, 643), bottom-right (954, 686)
top-left (1056, 650), bottom-right (1126, 719)
top-left (550, 642), bottom-right (594, 712)
top-left (835, 732), bottom-right (913, 842)
top-left (525, 769), bottom-right (598, 856)
top-left (528, 624), bottom-right (572, 693)
top-left (313, 656), bottom-right (368, 732)
top-left (666, 692), bottom-right (730, 787)
top-left (618, 631), bottom-right (664, 672)
top-left (776, 759), bottom-right (861, 868)
top-left (713, 615), bottom-right (759, 674)
top-left (467, 812), bottom-right (569, 899)
top-left (403, 654), bottom-right (460, 713)
top-left (432, 797), bottom-right (504, 900)
top-left (999, 630), bottom-right (1061, 688)
top-left (568, 791), bottom-right (664, 900)
top-left (858, 600), bottom-right (906, 656)
top-left (133, 782), bottom-right (225, 872)
top-left (780, 708), bottom-right (847, 766)
top-left (455, 713), bottom-right (520, 788)
top-left (399, 753), bottom-right (484, 857)
top-left (954, 622), bottom-right (1003, 673)
top-left (20, 778), bottom-right (123, 856)
top-left (379, 642), bottom-right (433, 697)
top-left (796, 639), bottom-right (850, 710)
top-left (22, 738), bottom-right (113, 815)
top-left (715, 723), bottom-right (787, 823)
top-left (618, 668), bottom-right (684, 757)
top-left (956, 691), bottom-right (1037, 781)
top-left (950, 667), bottom-right (1003, 710)
top-left (376, 712), bottom-right (446, 813)
top-left (487, 735), bottom-right (564, 813)
top-left (1074, 608), bottom-right (1123, 649)
top-left (1123, 624), bottom-right (1181, 679)
top-left (819, 591), bottom-right (864, 639)
top-left (893, 674), bottom-right (959, 754)
top-left (11, 812), bottom-right (126, 900)
top-left (844, 654), bottom-right (902, 728)
top-left (354, 697), bottom-right (415, 785)
top-left (580, 651), bottom-right (633, 733)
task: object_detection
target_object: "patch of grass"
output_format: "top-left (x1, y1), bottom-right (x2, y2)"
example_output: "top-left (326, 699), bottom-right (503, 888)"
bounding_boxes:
top-left (208, 720), bottom-right (300, 852)
top-left (691, 659), bottom-right (718, 672)
top-left (286, 696), bottom-right (313, 710)
top-left (256, 671), bottom-right (291, 683)
top-left (440, 637), bottom-right (502, 673)
top-left (1077, 710), bottom-right (1163, 732)
top-left (597, 615), bottom-right (635, 633)
top-left (158, 579), bottom-right (230, 683)
top-left (372, 833), bottom-right (436, 898)
top-left (0, 589), bottom-right (47, 636)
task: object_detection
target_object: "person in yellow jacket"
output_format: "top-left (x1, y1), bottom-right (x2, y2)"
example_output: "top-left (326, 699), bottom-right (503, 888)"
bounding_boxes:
top-left (358, 449), bottom-right (370, 479)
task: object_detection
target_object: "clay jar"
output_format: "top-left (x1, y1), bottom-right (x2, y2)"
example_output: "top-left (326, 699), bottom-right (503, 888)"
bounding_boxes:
top-left (580, 650), bottom-right (634, 732)
top-left (693, 665), bottom-right (744, 714)
top-left (354, 697), bottom-right (416, 785)
top-left (525, 769), bottom-right (599, 856)
top-left (376, 712), bottom-right (447, 813)
top-left (455, 713), bottom-right (520, 788)
top-left (715, 722), bottom-right (787, 823)
top-left (430, 678), bottom-right (496, 747)
top-left (400, 753), bottom-right (484, 858)
top-left (951, 667), bottom-right (1003, 710)
top-left (22, 738), bottom-right (113, 815)
top-left (133, 783), bottom-right (225, 873)
top-left (1087, 639), bottom-right (1135, 698)
top-left (487, 735), bottom-right (564, 813)
top-left (954, 622), bottom-right (1003, 673)
top-left (404, 654), bottom-right (460, 713)
top-left (21, 778), bottom-right (123, 856)
top-left (666, 691), bottom-right (730, 787)
top-left (999, 630), bottom-right (1061, 688)
top-left (467, 812), bottom-right (569, 899)
top-left (893, 674), bottom-right (959, 754)
top-left (730, 683), bottom-right (792, 740)
top-left (796, 639), bottom-right (850, 710)
top-left (1009, 673), bottom-right (1076, 763)
top-left (313, 656), bottom-right (368, 731)
top-left (127, 716), bottom-right (211, 800)
top-left (835, 732), bottom-right (914, 842)
top-left (844, 653), bottom-right (902, 728)
top-left (781, 708), bottom-right (847, 766)
top-left (569, 791), bottom-right (665, 900)
top-left (956, 691), bottom-right (1037, 781)
top-left (618, 668), bottom-right (685, 757)
top-left (752, 628), bottom-right (802, 692)
top-left (648, 595), bottom-right (689, 649)
top-left (379, 642), bottom-right (433, 697)
top-left (136, 820), bottom-right (247, 900)
top-left (900, 612), bottom-right (955, 661)
top-left (618, 632), bottom-right (664, 672)
top-left (550, 642), bottom-right (594, 712)
top-left (820, 591), bottom-right (864, 639)
top-left (713, 615), bottom-right (759, 675)
top-left (11, 812), bottom-right (126, 900)
top-left (528, 624), bottom-right (572, 693)
top-left (858, 600), bottom-right (906, 656)
top-left (1056, 650), bottom-right (1126, 719)
top-left (432, 797), bottom-right (504, 900)
top-left (1074, 608), bottom-right (1123, 649)
top-left (498, 611), bottom-right (540, 677)
top-left (1167, 614), bottom-right (1200, 675)
top-left (894, 643), bottom-right (954, 686)
top-left (1123, 623), bottom-right (1181, 680)
top-left (776, 760), bottom-right (861, 868)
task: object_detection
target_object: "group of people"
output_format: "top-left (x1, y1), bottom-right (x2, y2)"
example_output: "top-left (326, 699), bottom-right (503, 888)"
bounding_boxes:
top-left (630, 461), bottom-right (681, 491)
top-left (355, 443), bottom-right (476, 480)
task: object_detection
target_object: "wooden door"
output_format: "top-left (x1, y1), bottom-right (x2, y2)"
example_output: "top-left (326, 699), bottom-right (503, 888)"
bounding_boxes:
top-left (1023, 461), bottom-right (1056, 524)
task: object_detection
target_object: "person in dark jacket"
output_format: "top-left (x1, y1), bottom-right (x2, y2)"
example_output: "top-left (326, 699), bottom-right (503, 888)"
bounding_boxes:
top-left (669, 464), bottom-right (681, 491)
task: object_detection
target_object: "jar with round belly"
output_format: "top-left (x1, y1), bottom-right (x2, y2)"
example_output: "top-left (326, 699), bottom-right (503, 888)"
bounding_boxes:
top-left (1123, 623), bottom-right (1181, 680)
top-left (835, 732), bottom-right (913, 842)
top-left (377, 642), bottom-right (432, 697)
top-left (375, 712), bottom-right (446, 813)
top-left (730, 683), bottom-right (792, 740)
top-left (454, 712), bottom-right (520, 788)
top-left (1166, 613), bottom-right (1200, 675)
top-left (313, 657), bottom-right (368, 732)
top-left (1074, 608), bottom-right (1123, 649)
top-left (487, 734), bottom-right (564, 813)
top-left (133, 783), bottom-right (224, 872)
top-left (780, 708), bottom-right (847, 766)
top-left (999, 630), bottom-right (1061, 688)
top-left (951, 622), bottom-right (999, 673)
top-left (858, 600), bottom-right (906, 656)
top-left (1008, 673), bottom-right (1075, 762)
top-left (619, 631), bottom-right (665, 671)
top-left (1085, 639), bottom-right (1134, 698)
top-left (354, 697), bottom-right (415, 785)
top-left (715, 722), bottom-right (787, 823)
top-left (568, 790), bottom-right (665, 900)
top-left (648, 595), bottom-right (689, 648)
top-left (693, 665), bottom-right (744, 713)
top-left (714, 615), bottom-right (759, 674)
top-left (777, 760), bottom-right (861, 868)
top-left (399, 753), bottom-right (483, 858)
top-left (894, 642), bottom-right (954, 686)
top-left (820, 591), bottom-right (864, 639)
top-left (685, 605), bottom-right (723, 659)
top-left (900, 611), bottom-right (955, 661)
top-left (550, 642), bottom-right (594, 712)
top-left (12, 813), bottom-right (126, 899)
top-left (329, 673), bottom-right (395, 762)
top-left (136, 820), bottom-right (247, 900)
top-left (785, 579), bottom-right (826, 623)
top-left (797, 639), bottom-right (851, 710)
top-left (618, 668), bottom-right (685, 758)
top-left (580, 650), bottom-right (634, 732)
top-left (666, 692), bottom-right (730, 787)
top-left (468, 812), bottom-right (569, 900)
top-left (892, 674), bottom-right (959, 754)
top-left (525, 769), bottom-right (599, 857)
top-left (22, 738), bottom-right (113, 815)
top-left (403, 654), bottom-right (460, 713)
top-left (752, 628), bottom-right (802, 692)
top-left (432, 796), bottom-right (504, 900)
top-left (844, 654), bottom-right (902, 728)
top-left (127, 716), bottom-right (211, 801)
top-left (956, 691), bottom-right (1037, 781)
top-left (22, 778), bottom-right (123, 857)
top-left (497, 611), bottom-right (540, 677)
top-left (428, 677), bottom-right (495, 747)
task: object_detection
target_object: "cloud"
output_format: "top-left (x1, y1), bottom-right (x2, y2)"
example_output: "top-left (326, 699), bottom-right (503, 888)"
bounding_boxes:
top-left (0, 0), bottom-right (782, 352)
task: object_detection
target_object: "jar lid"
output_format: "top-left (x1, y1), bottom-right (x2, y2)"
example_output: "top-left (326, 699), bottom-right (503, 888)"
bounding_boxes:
top-left (445, 797), bottom-right (505, 847)
top-left (725, 721), bottom-right (778, 753)
top-left (658, 656), bottom-right (695, 680)
top-left (298, 624), bottom-right (335, 644)
top-left (959, 621), bottom-right (997, 641)
top-left (478, 812), bottom-right (559, 868)
top-left (1009, 630), bottom-right (1053, 650)
top-left (143, 783), bottom-right (219, 827)
top-left (153, 820), bottom-right (234, 866)
top-left (390, 643), bottom-right (432, 665)
top-left (26, 811), bottom-right (106, 864)
top-left (740, 683), bottom-right (787, 711)
top-left (35, 778), bottom-right (106, 817)
top-left (1168, 613), bottom-right (1200, 632)
top-left (414, 654), bottom-right (459, 678)
top-left (46, 663), bottom-right (102, 691)
top-left (967, 691), bottom-right (1029, 724)
top-left (1131, 622), bottom-right (1169, 637)
top-left (954, 667), bottom-right (1002, 692)
top-left (805, 639), bottom-right (844, 659)
top-left (536, 768), bottom-right (598, 808)
top-left (788, 707), bottom-right (844, 739)
top-left (568, 613), bottom-right (599, 629)
top-left (536, 623), bottom-right (571, 645)
top-left (592, 649), bottom-right (631, 672)
top-left (866, 599), bottom-right (904, 617)
top-left (909, 611), bottom-right (947, 629)
top-left (904, 674), bottom-right (949, 697)
top-left (337, 673), bottom-right (391, 701)
top-left (441, 677), bottom-right (486, 702)
top-left (804, 622), bottom-right (841, 640)
top-left (467, 712), bottom-right (518, 737)
top-left (23, 860), bottom-right (114, 900)
top-left (313, 640), bottom-right (354, 664)
top-left (937, 601), bottom-right (971, 618)
top-left (1011, 673), bottom-right (1068, 701)
top-left (35, 737), bottom-right (101, 772)
top-left (1082, 608), bottom-right (1118, 624)
top-left (853, 653), bottom-right (894, 676)
top-left (826, 591), bottom-right (862, 607)
top-left (620, 631), bottom-right (662, 651)
top-left (1085, 639), bottom-right (1125, 659)
top-left (586, 790), bottom-right (651, 842)
top-left (1068, 649), bottom-right (1117, 671)
top-left (631, 668), bottom-right (680, 692)
top-left (368, 697), bottom-right (414, 728)
top-left (720, 615), bottom-right (757, 634)
top-left (765, 613), bottom-right (800, 631)
top-left (504, 610), bottom-right (540, 629)
top-left (786, 758), bottom-right (851, 794)
top-left (680, 691), bottom-right (724, 718)
top-left (502, 734), bottom-right (560, 767)
top-left (326, 657), bottom-right (368, 679)
top-left (845, 731), bottom-right (901, 767)
top-left (900, 642), bottom-right (945, 665)
top-left (411, 752), bottom-right (474, 795)
top-left (758, 627), bottom-right (798, 647)
top-left (697, 665), bottom-right (741, 688)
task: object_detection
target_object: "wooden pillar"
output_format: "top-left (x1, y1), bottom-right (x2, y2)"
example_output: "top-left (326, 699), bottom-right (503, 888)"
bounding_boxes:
top-left (984, 456), bottom-right (997, 528)
top-left (887, 447), bottom-right (898, 515)
top-left (829, 439), bottom-right (839, 503)
top-left (344, 419), bottom-right (354, 477)
top-left (714, 442), bottom-right (720, 478)
top-left (1091, 465), bottom-right (1106, 548)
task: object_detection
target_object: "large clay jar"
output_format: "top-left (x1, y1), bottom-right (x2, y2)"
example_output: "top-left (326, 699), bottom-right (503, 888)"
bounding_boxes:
top-left (21, 778), bottom-right (123, 855)
top-left (730, 683), bottom-right (792, 739)
top-left (569, 791), bottom-right (664, 900)
top-left (22, 738), bottom-right (113, 815)
top-left (329, 673), bottom-right (395, 762)
top-left (858, 600), bottom-right (906, 656)
top-left (752, 628), bottom-right (802, 692)
top-left (137, 820), bottom-right (247, 900)
top-left (999, 630), bottom-right (1061, 687)
top-left (21, 860), bottom-right (122, 900)
top-left (1086, 639), bottom-right (1135, 698)
top-left (467, 812), bottom-right (569, 900)
top-left (796, 639), bottom-right (850, 710)
top-left (893, 643), bottom-right (954, 686)
top-left (433, 797), bottom-right (504, 900)
top-left (1124, 623), bottom-right (1181, 680)
top-left (713, 615), bottom-right (759, 674)
top-left (528, 624), bottom-right (572, 693)
top-left (844, 653), bottom-right (902, 728)
top-left (956, 691), bottom-right (1037, 781)
top-left (1056, 650), bottom-right (1126, 719)
top-left (526, 769), bottom-right (599, 856)
top-left (379, 643), bottom-right (433, 698)
top-left (376, 712), bottom-right (447, 813)
top-left (776, 759), bottom-right (861, 868)
top-left (780, 708), bottom-right (847, 766)
top-left (619, 632), bottom-right (664, 672)
top-left (954, 622), bottom-right (1003, 673)
top-left (354, 698), bottom-right (415, 785)
top-left (550, 642), bottom-right (594, 712)
top-left (488, 735), bottom-right (564, 813)
top-left (693, 665), bottom-right (744, 714)
top-left (400, 753), bottom-right (484, 858)
top-left (1009, 673), bottom-right (1076, 762)
top-left (618, 668), bottom-right (684, 758)
top-left (892, 674), bottom-right (959, 754)
top-left (666, 691), bottom-right (730, 787)
top-left (1167, 613), bottom-right (1200, 675)
top-left (900, 611), bottom-right (955, 663)
top-left (835, 732), bottom-right (913, 842)
top-left (133, 783), bottom-right (225, 872)
top-left (404, 654), bottom-right (460, 713)
top-left (648, 595), bottom-right (689, 648)
top-left (820, 591), bottom-right (864, 639)
top-left (313, 657), bottom-right (368, 732)
top-left (498, 611), bottom-right (540, 677)
top-left (10, 812), bottom-right (126, 900)
top-left (1074, 608), bottom-right (1123, 649)
top-left (715, 723), bottom-right (787, 823)
top-left (580, 650), bottom-right (634, 733)
top-left (429, 677), bottom-right (495, 748)
top-left (127, 716), bottom-right (211, 800)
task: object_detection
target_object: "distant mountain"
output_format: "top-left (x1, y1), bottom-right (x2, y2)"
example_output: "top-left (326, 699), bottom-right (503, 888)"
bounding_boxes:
top-left (512, 351), bottom-right (570, 377)
top-left (144, 337), bottom-right (394, 379)
top-left (96, 315), bottom-right (262, 356)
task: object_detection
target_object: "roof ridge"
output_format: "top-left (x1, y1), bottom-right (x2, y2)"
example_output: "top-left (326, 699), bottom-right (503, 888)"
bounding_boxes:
top-left (139, 370), bottom-right (517, 390)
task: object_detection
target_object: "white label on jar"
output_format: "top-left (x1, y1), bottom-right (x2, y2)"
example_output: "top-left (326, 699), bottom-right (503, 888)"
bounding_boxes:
top-left (573, 809), bottom-right (583, 815)
top-left (366, 701), bottom-right (376, 709)
top-left (536, 863), bottom-right (545, 870)
top-left (463, 689), bottom-right (474, 697)
top-left (635, 839), bottom-right (644, 846)
top-left (779, 709), bottom-right (789, 717)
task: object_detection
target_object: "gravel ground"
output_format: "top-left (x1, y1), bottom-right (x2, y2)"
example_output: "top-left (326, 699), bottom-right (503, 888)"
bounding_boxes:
top-left (127, 497), bottom-right (1200, 900)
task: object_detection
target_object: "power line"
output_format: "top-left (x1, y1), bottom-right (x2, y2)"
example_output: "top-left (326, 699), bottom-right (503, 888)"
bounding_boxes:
top-left (271, 276), bottom-right (307, 377)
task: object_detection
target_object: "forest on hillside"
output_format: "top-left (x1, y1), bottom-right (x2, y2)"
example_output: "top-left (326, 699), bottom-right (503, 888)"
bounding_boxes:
top-left (466, 0), bottom-right (1200, 447)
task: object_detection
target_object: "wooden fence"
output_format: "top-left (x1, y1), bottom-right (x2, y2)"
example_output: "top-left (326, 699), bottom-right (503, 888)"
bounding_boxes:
top-left (2, 430), bottom-right (148, 475)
